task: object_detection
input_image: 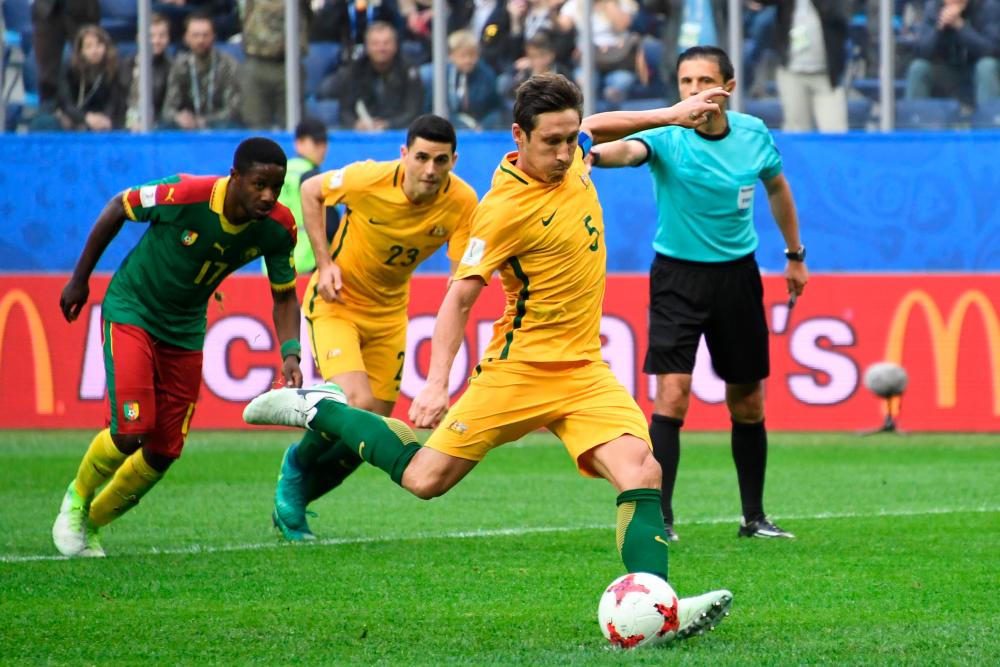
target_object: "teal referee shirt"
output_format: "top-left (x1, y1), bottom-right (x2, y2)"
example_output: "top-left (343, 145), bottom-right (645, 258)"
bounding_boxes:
top-left (627, 110), bottom-right (782, 262)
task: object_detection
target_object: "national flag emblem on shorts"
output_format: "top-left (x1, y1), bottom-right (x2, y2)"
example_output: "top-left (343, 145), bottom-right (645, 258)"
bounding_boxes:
top-left (181, 230), bottom-right (198, 246)
top-left (123, 401), bottom-right (140, 422)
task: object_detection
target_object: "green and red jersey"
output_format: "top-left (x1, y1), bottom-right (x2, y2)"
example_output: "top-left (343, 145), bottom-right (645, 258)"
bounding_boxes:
top-left (102, 174), bottom-right (297, 349)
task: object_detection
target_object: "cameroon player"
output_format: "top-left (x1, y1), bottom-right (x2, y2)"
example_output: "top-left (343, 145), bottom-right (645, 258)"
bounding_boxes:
top-left (246, 75), bottom-right (736, 638)
top-left (53, 137), bottom-right (304, 558)
top-left (270, 114), bottom-right (477, 540)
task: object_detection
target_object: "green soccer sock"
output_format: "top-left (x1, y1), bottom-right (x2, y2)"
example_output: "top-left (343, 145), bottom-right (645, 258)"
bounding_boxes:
top-left (294, 430), bottom-right (335, 469)
top-left (616, 488), bottom-right (670, 580)
top-left (308, 402), bottom-right (421, 486)
top-left (303, 440), bottom-right (363, 503)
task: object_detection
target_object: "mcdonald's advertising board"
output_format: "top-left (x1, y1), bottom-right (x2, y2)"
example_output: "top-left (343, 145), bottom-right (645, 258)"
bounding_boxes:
top-left (1, 274), bottom-right (998, 431)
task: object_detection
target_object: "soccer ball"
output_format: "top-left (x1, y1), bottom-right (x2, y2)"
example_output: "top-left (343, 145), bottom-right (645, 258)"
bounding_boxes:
top-left (863, 361), bottom-right (908, 398)
top-left (598, 572), bottom-right (680, 649)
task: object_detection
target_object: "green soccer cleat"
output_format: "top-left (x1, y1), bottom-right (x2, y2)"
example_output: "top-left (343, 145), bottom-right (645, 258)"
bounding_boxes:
top-left (52, 482), bottom-right (89, 557)
top-left (676, 589), bottom-right (733, 639)
top-left (244, 383), bottom-right (347, 429)
top-left (80, 522), bottom-right (106, 558)
top-left (272, 444), bottom-right (316, 542)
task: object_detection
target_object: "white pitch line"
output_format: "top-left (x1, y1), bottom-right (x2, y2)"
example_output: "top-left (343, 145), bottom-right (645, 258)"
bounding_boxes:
top-left (3, 506), bottom-right (997, 565)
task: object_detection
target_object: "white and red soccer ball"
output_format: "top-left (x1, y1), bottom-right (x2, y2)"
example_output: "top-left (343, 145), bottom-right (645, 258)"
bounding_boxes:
top-left (598, 572), bottom-right (680, 649)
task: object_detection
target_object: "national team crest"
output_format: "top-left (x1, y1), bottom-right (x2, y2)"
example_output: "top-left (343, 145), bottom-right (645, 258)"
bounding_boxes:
top-left (427, 225), bottom-right (448, 237)
top-left (243, 246), bottom-right (260, 261)
top-left (181, 230), bottom-right (199, 246)
top-left (123, 401), bottom-right (140, 422)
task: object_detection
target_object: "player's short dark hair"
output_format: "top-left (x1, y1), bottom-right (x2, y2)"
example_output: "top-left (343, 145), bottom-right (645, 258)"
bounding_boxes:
top-left (184, 10), bottom-right (215, 32)
top-left (406, 114), bottom-right (457, 152)
top-left (366, 20), bottom-right (397, 41)
top-left (233, 137), bottom-right (287, 173)
top-left (677, 45), bottom-right (734, 82)
top-left (513, 73), bottom-right (582, 136)
top-left (295, 116), bottom-right (328, 143)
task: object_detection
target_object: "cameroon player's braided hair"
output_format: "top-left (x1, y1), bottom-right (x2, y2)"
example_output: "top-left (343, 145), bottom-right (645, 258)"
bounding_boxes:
top-left (233, 137), bottom-right (287, 173)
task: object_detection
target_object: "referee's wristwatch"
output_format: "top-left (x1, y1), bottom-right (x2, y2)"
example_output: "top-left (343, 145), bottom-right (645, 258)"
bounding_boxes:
top-left (784, 245), bottom-right (806, 262)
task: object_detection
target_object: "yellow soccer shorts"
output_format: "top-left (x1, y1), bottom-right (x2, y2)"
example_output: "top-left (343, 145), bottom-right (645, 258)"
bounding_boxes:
top-left (424, 359), bottom-right (652, 477)
top-left (306, 308), bottom-right (407, 403)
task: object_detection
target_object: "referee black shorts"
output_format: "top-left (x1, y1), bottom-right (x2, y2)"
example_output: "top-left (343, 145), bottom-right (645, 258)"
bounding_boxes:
top-left (643, 252), bottom-right (770, 384)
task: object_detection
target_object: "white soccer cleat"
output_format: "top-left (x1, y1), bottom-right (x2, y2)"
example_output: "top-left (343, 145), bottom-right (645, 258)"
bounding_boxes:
top-left (676, 589), bottom-right (733, 639)
top-left (52, 482), bottom-right (90, 557)
top-left (243, 383), bottom-right (347, 429)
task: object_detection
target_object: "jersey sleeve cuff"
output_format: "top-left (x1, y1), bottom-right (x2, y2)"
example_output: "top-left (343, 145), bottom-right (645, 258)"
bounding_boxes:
top-left (121, 190), bottom-right (138, 221)
top-left (578, 131), bottom-right (593, 158)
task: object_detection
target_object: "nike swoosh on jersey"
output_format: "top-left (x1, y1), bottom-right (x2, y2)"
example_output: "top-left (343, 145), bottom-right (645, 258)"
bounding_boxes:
top-left (368, 218), bottom-right (391, 226)
top-left (654, 535), bottom-right (670, 546)
top-left (541, 209), bottom-right (557, 226)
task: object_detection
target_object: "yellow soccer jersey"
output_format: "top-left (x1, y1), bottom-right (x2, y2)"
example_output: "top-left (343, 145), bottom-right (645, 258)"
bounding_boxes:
top-left (454, 145), bottom-right (605, 362)
top-left (305, 159), bottom-right (477, 316)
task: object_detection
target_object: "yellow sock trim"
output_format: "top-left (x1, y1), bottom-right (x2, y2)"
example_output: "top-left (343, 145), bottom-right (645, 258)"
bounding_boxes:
top-left (616, 501), bottom-right (636, 555)
top-left (88, 450), bottom-right (164, 527)
top-left (73, 429), bottom-right (127, 500)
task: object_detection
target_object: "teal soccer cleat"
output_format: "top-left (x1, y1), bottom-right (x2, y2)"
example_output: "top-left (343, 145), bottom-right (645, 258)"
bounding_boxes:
top-left (272, 444), bottom-right (316, 541)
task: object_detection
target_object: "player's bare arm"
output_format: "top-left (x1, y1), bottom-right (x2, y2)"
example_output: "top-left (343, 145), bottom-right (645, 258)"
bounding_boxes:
top-left (408, 277), bottom-right (485, 429)
top-left (764, 173), bottom-right (808, 297)
top-left (271, 286), bottom-right (304, 388)
top-left (580, 88), bottom-right (729, 144)
top-left (589, 139), bottom-right (650, 168)
top-left (300, 173), bottom-right (343, 303)
top-left (60, 193), bottom-right (130, 322)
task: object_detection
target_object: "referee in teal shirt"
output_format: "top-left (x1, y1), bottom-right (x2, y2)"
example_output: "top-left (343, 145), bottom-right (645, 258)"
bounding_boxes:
top-left (589, 46), bottom-right (808, 541)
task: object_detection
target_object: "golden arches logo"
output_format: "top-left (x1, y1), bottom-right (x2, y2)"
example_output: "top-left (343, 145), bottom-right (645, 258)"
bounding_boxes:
top-left (0, 289), bottom-right (55, 414)
top-left (885, 289), bottom-right (1000, 415)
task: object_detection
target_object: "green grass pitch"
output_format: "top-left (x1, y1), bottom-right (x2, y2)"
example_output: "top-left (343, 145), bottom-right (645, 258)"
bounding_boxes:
top-left (1, 430), bottom-right (998, 665)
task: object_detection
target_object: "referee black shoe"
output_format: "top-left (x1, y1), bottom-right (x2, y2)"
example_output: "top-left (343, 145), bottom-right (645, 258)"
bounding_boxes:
top-left (738, 516), bottom-right (795, 539)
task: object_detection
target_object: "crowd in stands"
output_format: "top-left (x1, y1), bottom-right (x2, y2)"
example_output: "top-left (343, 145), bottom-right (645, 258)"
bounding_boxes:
top-left (3, 0), bottom-right (999, 132)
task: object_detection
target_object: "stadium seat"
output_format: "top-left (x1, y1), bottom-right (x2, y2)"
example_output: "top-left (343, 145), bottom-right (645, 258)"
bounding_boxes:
top-left (116, 41), bottom-right (138, 61)
top-left (303, 42), bottom-right (341, 99)
top-left (2, 0), bottom-right (35, 114)
top-left (847, 97), bottom-right (873, 129)
top-left (744, 97), bottom-right (783, 129)
top-left (852, 78), bottom-right (905, 102)
top-left (215, 42), bottom-right (246, 63)
top-left (969, 100), bottom-right (1000, 128)
top-left (894, 98), bottom-right (962, 129)
top-left (100, 0), bottom-right (138, 43)
top-left (306, 99), bottom-right (340, 128)
top-left (2, 0), bottom-right (32, 49)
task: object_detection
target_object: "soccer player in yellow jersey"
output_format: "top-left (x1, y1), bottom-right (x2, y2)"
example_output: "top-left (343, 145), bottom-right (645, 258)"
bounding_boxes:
top-left (270, 114), bottom-right (478, 540)
top-left (246, 75), bottom-right (734, 638)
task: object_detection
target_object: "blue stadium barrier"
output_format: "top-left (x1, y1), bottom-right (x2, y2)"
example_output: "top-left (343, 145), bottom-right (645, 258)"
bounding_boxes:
top-left (1, 130), bottom-right (999, 273)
